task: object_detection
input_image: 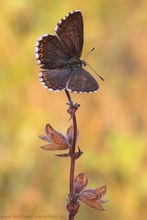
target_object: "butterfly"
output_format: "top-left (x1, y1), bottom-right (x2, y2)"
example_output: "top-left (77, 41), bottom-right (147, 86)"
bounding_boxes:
top-left (35, 10), bottom-right (99, 93)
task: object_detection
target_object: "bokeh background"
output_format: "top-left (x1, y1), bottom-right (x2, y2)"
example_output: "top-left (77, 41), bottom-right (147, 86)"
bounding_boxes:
top-left (0, 0), bottom-right (147, 219)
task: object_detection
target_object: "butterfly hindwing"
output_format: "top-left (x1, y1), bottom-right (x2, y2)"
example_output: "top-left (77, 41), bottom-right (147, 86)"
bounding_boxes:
top-left (67, 68), bottom-right (99, 93)
top-left (39, 69), bottom-right (72, 91)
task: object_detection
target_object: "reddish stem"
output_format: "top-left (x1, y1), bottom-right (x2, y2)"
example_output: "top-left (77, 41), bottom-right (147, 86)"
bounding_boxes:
top-left (68, 214), bottom-right (74, 220)
top-left (70, 113), bottom-right (77, 198)
top-left (65, 89), bottom-right (78, 220)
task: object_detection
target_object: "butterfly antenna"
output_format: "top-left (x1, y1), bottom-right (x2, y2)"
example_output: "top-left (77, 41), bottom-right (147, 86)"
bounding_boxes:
top-left (87, 63), bottom-right (104, 81)
top-left (83, 47), bottom-right (104, 81)
top-left (83, 47), bottom-right (95, 61)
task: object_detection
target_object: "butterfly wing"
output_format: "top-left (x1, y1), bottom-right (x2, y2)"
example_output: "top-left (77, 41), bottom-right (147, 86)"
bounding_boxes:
top-left (67, 68), bottom-right (99, 93)
top-left (35, 34), bottom-right (70, 69)
top-left (39, 69), bottom-right (72, 91)
top-left (35, 10), bottom-right (83, 69)
top-left (55, 10), bottom-right (83, 58)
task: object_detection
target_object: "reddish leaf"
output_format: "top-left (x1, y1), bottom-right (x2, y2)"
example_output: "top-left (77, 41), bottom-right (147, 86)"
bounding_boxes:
top-left (78, 185), bottom-right (107, 211)
top-left (66, 125), bottom-right (73, 146)
top-left (39, 135), bottom-right (49, 142)
top-left (39, 124), bottom-right (69, 151)
top-left (74, 173), bottom-right (88, 193)
top-left (66, 125), bottom-right (79, 147)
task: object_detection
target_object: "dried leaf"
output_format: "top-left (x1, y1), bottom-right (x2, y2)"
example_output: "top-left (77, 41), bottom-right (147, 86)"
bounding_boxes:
top-left (74, 173), bottom-right (88, 194)
top-left (38, 135), bottom-right (50, 142)
top-left (39, 124), bottom-right (69, 151)
top-left (50, 132), bottom-right (67, 147)
top-left (55, 152), bottom-right (70, 157)
top-left (45, 124), bottom-right (54, 135)
top-left (95, 185), bottom-right (107, 196)
top-left (66, 125), bottom-right (79, 147)
top-left (41, 144), bottom-right (63, 151)
top-left (75, 147), bottom-right (83, 159)
top-left (79, 195), bottom-right (105, 211)
top-left (79, 189), bottom-right (98, 200)
top-left (66, 125), bottom-right (73, 146)
top-left (78, 185), bottom-right (107, 211)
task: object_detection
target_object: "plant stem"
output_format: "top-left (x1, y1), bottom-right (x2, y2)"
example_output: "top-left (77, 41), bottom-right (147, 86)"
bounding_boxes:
top-left (68, 214), bottom-right (74, 220)
top-left (69, 111), bottom-right (77, 198)
top-left (65, 89), bottom-right (78, 219)
top-left (65, 89), bottom-right (72, 105)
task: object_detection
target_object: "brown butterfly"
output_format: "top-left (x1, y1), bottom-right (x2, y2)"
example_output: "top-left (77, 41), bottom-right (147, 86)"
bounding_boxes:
top-left (35, 10), bottom-right (98, 93)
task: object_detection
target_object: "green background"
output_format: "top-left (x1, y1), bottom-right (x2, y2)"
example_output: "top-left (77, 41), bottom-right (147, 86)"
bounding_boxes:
top-left (0, 0), bottom-right (147, 219)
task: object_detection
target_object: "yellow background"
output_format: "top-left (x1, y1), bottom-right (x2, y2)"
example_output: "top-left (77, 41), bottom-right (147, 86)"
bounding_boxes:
top-left (0, 0), bottom-right (147, 219)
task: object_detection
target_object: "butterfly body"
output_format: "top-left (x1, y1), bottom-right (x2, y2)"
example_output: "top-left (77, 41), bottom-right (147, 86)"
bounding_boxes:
top-left (64, 58), bottom-right (86, 69)
top-left (36, 10), bottom-right (99, 93)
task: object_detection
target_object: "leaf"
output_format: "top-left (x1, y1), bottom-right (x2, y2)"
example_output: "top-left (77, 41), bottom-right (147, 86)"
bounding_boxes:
top-left (74, 173), bottom-right (88, 193)
top-left (66, 125), bottom-right (73, 146)
top-left (39, 124), bottom-right (69, 151)
top-left (38, 135), bottom-right (49, 142)
top-left (66, 125), bottom-right (79, 147)
top-left (79, 195), bottom-right (105, 211)
top-left (78, 185), bottom-right (107, 211)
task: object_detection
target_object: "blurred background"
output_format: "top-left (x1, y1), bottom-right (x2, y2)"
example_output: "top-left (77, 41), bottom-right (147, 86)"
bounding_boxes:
top-left (0, 0), bottom-right (147, 219)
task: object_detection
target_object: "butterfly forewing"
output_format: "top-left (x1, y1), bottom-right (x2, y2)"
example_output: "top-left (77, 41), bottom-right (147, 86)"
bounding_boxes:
top-left (55, 10), bottom-right (84, 58)
top-left (35, 34), bottom-right (69, 68)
